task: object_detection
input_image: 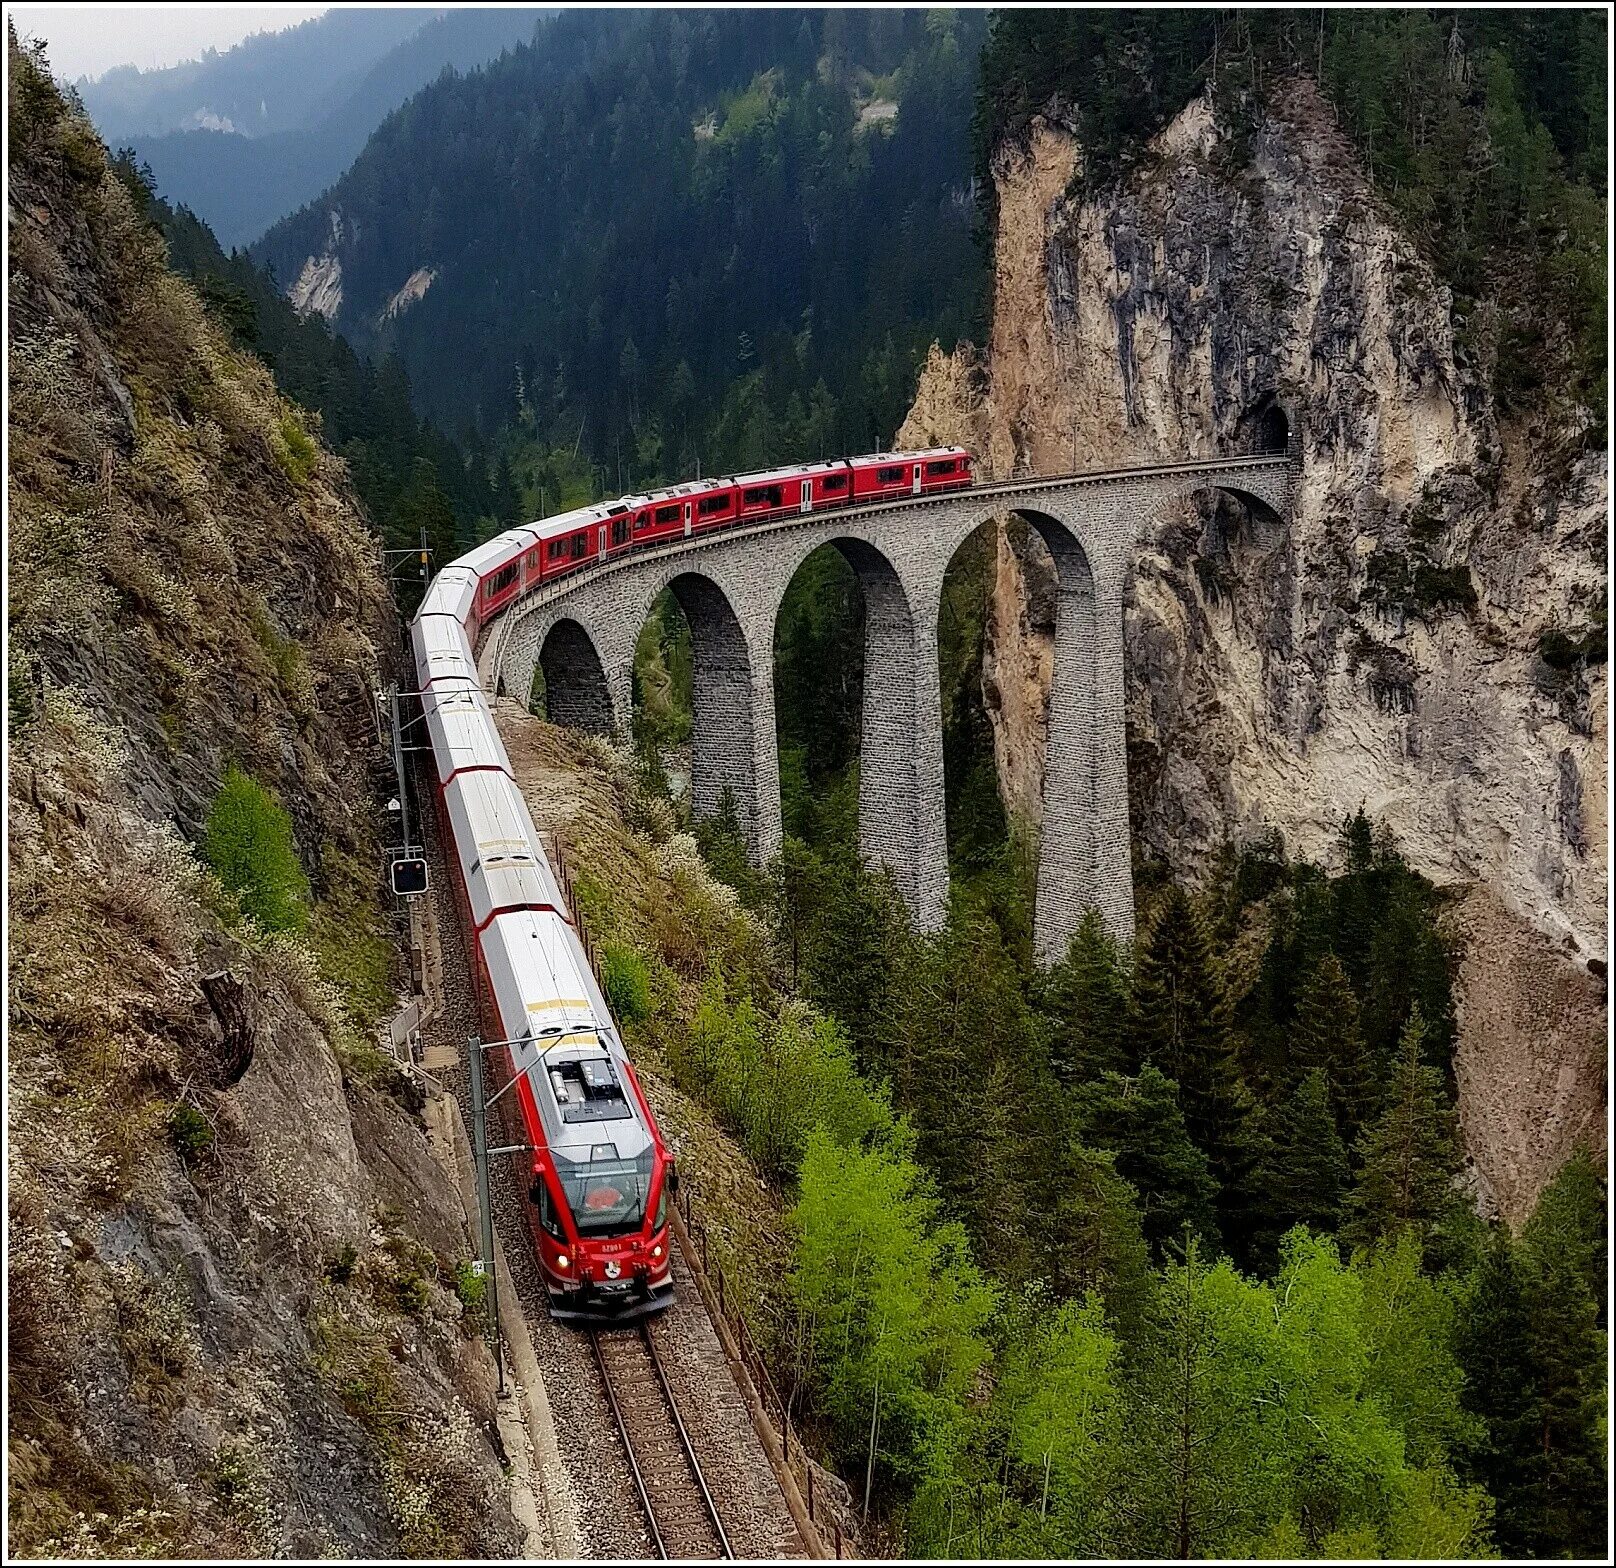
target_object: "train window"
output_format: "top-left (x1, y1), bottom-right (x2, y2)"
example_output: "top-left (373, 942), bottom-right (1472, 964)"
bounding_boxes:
top-left (556, 1147), bottom-right (655, 1237)
top-left (821, 473), bottom-right (849, 491)
top-left (485, 563), bottom-right (519, 597)
top-left (570, 534), bottom-right (587, 558)
top-left (741, 484), bottom-right (783, 507)
top-left (697, 493), bottom-right (731, 516)
top-left (925, 459), bottom-right (956, 476)
top-left (655, 503), bottom-right (680, 524)
top-left (612, 517), bottom-right (629, 546)
top-left (877, 465), bottom-right (904, 483)
top-left (547, 539), bottom-right (566, 560)
top-left (530, 1176), bottom-right (568, 1240)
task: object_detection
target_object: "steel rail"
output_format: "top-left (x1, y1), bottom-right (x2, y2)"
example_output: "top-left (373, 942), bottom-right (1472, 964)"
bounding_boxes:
top-left (591, 1326), bottom-right (733, 1560)
top-left (640, 1322), bottom-right (734, 1559)
top-left (591, 1329), bottom-right (668, 1560)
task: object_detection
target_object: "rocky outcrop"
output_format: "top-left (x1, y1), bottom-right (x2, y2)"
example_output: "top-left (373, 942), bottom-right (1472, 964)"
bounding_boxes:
top-left (901, 77), bottom-right (1606, 1213)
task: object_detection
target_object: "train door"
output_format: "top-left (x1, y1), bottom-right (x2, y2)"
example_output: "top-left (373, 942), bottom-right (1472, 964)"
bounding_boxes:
top-left (801, 480), bottom-right (812, 515)
top-left (912, 463), bottom-right (923, 495)
top-left (683, 503), bottom-right (693, 538)
top-left (597, 524), bottom-right (607, 558)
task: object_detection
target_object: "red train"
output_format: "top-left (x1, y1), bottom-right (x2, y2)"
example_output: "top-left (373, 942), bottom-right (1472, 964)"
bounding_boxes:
top-left (454, 447), bottom-right (975, 634)
top-left (413, 447), bottom-right (973, 1322)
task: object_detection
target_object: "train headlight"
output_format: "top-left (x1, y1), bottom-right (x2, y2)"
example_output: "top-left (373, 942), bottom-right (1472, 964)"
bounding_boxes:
top-left (651, 1244), bottom-right (663, 1260)
top-left (556, 1253), bottom-right (570, 1271)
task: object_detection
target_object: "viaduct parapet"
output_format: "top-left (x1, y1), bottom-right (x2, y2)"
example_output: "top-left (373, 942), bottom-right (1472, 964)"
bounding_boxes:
top-left (488, 454), bottom-right (1294, 960)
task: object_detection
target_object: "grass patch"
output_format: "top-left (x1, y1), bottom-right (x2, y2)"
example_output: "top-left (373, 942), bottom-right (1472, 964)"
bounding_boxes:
top-left (273, 412), bottom-right (318, 486)
top-left (203, 768), bottom-right (309, 933)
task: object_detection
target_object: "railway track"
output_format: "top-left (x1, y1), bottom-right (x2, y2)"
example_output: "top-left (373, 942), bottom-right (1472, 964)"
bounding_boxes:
top-left (592, 1324), bottom-right (734, 1561)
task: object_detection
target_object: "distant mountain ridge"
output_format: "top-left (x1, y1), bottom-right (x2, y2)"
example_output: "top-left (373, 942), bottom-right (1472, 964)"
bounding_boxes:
top-left (80, 8), bottom-right (547, 247)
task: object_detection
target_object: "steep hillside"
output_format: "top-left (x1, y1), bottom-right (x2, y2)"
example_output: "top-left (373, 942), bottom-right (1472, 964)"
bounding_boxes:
top-left (900, 56), bottom-right (1606, 1215)
top-left (253, 8), bottom-right (985, 470)
top-left (109, 10), bottom-right (549, 248)
top-left (7, 39), bottom-right (517, 1557)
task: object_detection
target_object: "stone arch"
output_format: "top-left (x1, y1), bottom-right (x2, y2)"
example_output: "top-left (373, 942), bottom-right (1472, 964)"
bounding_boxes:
top-left (536, 617), bottom-right (613, 735)
top-left (939, 504), bottom-right (1130, 961)
top-left (656, 570), bottom-right (766, 853)
top-left (773, 534), bottom-right (948, 930)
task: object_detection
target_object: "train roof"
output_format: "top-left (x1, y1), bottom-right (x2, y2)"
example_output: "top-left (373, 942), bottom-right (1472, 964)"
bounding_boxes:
top-left (442, 769), bottom-right (567, 929)
top-left (481, 908), bottom-right (654, 1163)
top-left (731, 459), bottom-right (851, 487)
top-left (847, 447), bottom-right (970, 464)
top-left (412, 613), bottom-right (479, 690)
top-left (525, 503), bottom-right (617, 542)
top-left (422, 684), bottom-right (511, 782)
top-left (458, 528), bottom-right (537, 579)
top-left (417, 565), bottom-right (478, 624)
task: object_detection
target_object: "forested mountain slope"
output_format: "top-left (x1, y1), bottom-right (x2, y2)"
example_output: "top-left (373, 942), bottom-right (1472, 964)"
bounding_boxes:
top-left (105, 9), bottom-right (549, 248)
top-left (7, 36), bottom-right (516, 1555)
top-left (254, 8), bottom-right (986, 477)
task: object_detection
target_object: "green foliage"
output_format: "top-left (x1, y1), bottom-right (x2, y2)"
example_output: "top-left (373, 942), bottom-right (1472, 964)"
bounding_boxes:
top-left (202, 766), bottom-right (310, 932)
top-left (790, 1124), bottom-right (997, 1504)
top-left (273, 412), bottom-right (319, 486)
top-left (1345, 1007), bottom-right (1461, 1251)
top-left (1039, 908), bottom-right (1134, 1084)
top-left (452, 1260), bottom-right (487, 1316)
top-left (670, 970), bottom-right (890, 1183)
top-left (600, 940), bottom-right (652, 1027)
top-left (1071, 1065), bottom-right (1219, 1261)
top-left (1457, 1149), bottom-right (1608, 1559)
top-left (693, 788), bottom-right (768, 907)
top-left (167, 1101), bottom-right (214, 1165)
top-left (1256, 1070), bottom-right (1349, 1257)
top-left (255, 10), bottom-right (990, 478)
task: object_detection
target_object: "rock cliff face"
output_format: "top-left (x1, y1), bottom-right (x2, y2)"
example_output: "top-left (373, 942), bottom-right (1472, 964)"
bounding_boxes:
top-left (899, 78), bottom-right (1606, 1212)
top-left (7, 43), bottom-right (516, 1556)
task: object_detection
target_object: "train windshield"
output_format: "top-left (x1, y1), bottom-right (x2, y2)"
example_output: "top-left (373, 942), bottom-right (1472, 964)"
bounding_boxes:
top-left (557, 1147), bottom-right (655, 1237)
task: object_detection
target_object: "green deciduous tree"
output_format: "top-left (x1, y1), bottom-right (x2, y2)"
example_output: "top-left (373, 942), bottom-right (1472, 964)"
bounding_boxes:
top-left (790, 1125), bottom-right (997, 1511)
top-left (203, 766), bottom-right (309, 932)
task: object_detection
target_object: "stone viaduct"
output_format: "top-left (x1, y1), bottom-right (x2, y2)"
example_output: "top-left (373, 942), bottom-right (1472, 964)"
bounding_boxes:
top-left (484, 454), bottom-right (1294, 960)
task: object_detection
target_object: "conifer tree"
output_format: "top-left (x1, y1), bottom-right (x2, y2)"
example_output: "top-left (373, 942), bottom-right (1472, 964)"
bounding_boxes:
top-left (1040, 908), bottom-right (1134, 1085)
top-left (1071, 1066), bottom-right (1219, 1258)
top-left (1343, 1007), bottom-right (1459, 1249)
top-left (1290, 953), bottom-right (1379, 1144)
top-left (1132, 886), bottom-right (1260, 1256)
top-left (1257, 1069), bottom-right (1349, 1250)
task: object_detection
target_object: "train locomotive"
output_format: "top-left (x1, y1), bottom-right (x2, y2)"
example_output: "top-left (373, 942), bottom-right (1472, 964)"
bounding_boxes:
top-left (411, 447), bottom-right (975, 1321)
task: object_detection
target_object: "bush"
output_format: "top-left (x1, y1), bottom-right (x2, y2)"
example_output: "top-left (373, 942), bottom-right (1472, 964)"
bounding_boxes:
top-left (167, 1101), bottom-right (214, 1164)
top-left (203, 767), bottom-right (310, 932)
top-left (452, 1260), bottom-right (488, 1315)
top-left (275, 413), bottom-right (319, 486)
top-left (325, 1244), bottom-right (359, 1285)
top-left (601, 941), bottom-right (652, 1026)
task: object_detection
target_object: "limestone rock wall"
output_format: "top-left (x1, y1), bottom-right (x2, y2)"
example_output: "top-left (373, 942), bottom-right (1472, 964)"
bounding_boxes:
top-left (900, 76), bottom-right (1607, 1211)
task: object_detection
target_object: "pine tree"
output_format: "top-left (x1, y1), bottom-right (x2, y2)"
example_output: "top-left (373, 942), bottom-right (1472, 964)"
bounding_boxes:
top-left (1133, 886), bottom-right (1260, 1256)
top-left (1290, 953), bottom-right (1378, 1144)
top-left (1040, 1140), bottom-right (1152, 1334)
top-left (1514, 1152), bottom-right (1608, 1558)
top-left (1343, 1007), bottom-right (1459, 1248)
top-left (1040, 908), bottom-right (1134, 1085)
top-left (1071, 1066), bottom-right (1219, 1258)
top-left (1256, 1069), bottom-right (1349, 1252)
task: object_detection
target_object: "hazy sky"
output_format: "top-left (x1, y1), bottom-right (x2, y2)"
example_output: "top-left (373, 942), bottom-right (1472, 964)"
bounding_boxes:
top-left (10, 6), bottom-right (333, 81)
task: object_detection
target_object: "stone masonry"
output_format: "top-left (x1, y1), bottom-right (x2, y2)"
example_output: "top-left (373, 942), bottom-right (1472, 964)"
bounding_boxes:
top-left (489, 457), bottom-right (1294, 959)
